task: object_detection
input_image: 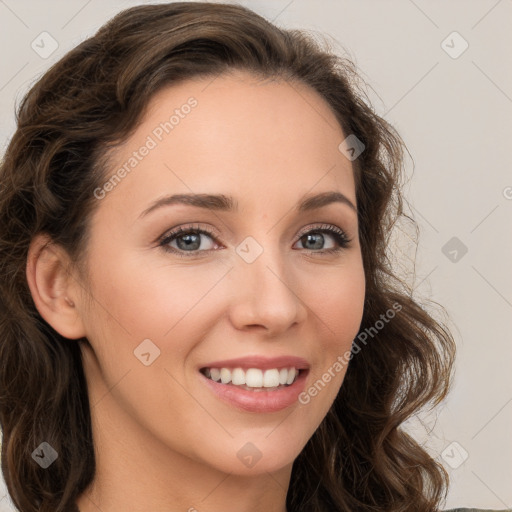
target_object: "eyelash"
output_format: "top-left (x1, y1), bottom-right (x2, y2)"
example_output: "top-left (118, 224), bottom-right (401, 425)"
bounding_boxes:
top-left (158, 223), bottom-right (352, 258)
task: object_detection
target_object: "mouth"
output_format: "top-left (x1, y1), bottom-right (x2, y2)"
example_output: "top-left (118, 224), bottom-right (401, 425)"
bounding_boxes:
top-left (199, 366), bottom-right (305, 391)
top-left (198, 365), bottom-right (310, 413)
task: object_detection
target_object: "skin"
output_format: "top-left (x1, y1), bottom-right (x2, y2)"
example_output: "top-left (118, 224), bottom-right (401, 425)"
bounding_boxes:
top-left (27, 70), bottom-right (365, 512)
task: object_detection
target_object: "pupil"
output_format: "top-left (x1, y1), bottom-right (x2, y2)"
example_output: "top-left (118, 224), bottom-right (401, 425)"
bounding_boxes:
top-left (305, 233), bottom-right (323, 250)
top-left (178, 233), bottom-right (200, 250)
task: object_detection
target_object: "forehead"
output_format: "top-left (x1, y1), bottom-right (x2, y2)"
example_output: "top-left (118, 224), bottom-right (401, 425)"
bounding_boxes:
top-left (97, 70), bottom-right (355, 218)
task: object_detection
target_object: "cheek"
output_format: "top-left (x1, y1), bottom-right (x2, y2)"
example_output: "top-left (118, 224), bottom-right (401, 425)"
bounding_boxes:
top-left (85, 246), bottom-right (229, 341)
top-left (308, 262), bottom-right (366, 345)
top-left (296, 268), bottom-right (364, 424)
top-left (303, 259), bottom-right (365, 393)
top-left (332, 279), bottom-right (365, 343)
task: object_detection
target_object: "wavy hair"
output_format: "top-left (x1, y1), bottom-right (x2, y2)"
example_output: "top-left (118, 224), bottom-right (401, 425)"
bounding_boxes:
top-left (0, 3), bottom-right (456, 511)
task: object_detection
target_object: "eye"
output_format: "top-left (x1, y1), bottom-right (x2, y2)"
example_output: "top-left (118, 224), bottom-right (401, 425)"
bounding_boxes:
top-left (158, 223), bottom-right (351, 257)
top-left (158, 224), bottom-right (219, 256)
top-left (293, 224), bottom-right (351, 255)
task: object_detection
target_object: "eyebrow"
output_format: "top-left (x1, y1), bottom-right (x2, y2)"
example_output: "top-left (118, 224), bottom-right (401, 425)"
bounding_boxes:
top-left (138, 190), bottom-right (357, 219)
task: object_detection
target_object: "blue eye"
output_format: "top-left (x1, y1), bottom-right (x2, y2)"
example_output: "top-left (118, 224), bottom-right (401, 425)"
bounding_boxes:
top-left (159, 225), bottom-right (219, 255)
top-left (296, 225), bottom-right (350, 253)
top-left (158, 223), bottom-right (351, 258)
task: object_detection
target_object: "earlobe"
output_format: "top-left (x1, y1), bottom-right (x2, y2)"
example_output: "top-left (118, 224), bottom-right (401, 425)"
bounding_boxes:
top-left (26, 233), bottom-right (86, 340)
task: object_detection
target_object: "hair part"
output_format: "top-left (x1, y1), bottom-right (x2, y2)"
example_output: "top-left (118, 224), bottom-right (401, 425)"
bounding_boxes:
top-left (0, 3), bottom-right (456, 511)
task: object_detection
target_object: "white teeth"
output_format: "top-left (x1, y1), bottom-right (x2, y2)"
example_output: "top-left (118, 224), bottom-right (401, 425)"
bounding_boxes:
top-left (263, 369), bottom-right (280, 387)
top-left (231, 367), bottom-right (245, 385)
top-left (202, 366), bottom-right (300, 388)
top-left (220, 368), bottom-right (231, 384)
top-left (245, 368), bottom-right (263, 387)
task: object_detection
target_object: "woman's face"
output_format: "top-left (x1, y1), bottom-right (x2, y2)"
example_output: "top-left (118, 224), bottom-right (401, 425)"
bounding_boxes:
top-left (75, 70), bottom-right (365, 477)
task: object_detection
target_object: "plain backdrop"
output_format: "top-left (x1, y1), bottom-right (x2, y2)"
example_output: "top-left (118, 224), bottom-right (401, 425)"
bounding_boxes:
top-left (0, 1), bottom-right (511, 510)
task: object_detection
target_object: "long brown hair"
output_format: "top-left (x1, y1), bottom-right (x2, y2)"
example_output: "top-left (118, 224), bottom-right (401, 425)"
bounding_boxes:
top-left (0, 3), bottom-right (456, 511)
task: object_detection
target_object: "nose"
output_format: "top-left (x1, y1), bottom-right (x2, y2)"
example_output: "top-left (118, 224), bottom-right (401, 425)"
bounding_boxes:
top-left (227, 244), bottom-right (307, 336)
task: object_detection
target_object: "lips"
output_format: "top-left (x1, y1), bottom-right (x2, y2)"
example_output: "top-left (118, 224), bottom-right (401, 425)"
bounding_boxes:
top-left (199, 365), bottom-right (309, 413)
top-left (197, 355), bottom-right (311, 412)
top-left (199, 355), bottom-right (310, 372)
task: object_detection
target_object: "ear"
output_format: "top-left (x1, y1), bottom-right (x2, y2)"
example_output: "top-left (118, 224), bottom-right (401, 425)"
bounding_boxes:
top-left (26, 233), bottom-right (87, 340)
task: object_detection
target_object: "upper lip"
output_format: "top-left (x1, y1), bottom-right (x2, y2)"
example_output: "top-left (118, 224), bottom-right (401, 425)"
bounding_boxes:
top-left (199, 355), bottom-right (310, 371)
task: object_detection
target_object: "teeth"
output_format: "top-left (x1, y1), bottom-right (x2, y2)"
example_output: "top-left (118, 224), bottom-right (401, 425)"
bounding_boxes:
top-left (263, 369), bottom-right (280, 387)
top-left (210, 368), bottom-right (221, 381)
top-left (246, 368), bottom-right (262, 387)
top-left (285, 368), bottom-right (296, 385)
top-left (202, 366), bottom-right (299, 388)
top-left (220, 368), bottom-right (231, 384)
top-left (232, 367), bottom-right (245, 385)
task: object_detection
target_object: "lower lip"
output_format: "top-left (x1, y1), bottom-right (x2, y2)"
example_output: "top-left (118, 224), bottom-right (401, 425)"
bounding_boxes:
top-left (199, 370), bottom-right (309, 413)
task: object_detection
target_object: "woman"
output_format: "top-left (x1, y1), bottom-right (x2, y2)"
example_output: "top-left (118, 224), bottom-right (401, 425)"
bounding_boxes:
top-left (0, 3), bottom-right (505, 512)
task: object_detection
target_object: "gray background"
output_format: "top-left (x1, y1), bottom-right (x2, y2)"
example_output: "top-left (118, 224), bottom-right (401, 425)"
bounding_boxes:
top-left (0, 0), bottom-right (511, 510)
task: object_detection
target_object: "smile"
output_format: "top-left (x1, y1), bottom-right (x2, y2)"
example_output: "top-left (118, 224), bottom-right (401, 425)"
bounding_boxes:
top-left (199, 366), bottom-right (309, 413)
top-left (200, 366), bottom-right (300, 390)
